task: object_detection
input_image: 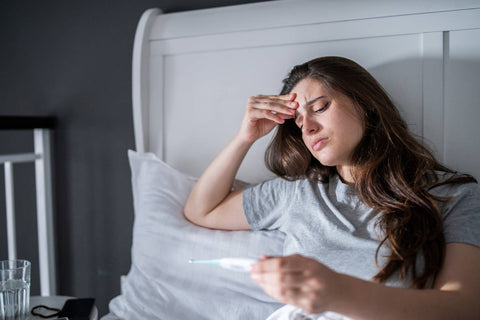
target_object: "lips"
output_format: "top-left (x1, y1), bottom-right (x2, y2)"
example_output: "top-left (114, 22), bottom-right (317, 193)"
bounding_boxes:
top-left (310, 137), bottom-right (328, 151)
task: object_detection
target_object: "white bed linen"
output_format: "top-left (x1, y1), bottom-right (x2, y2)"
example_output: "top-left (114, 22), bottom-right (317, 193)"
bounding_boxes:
top-left (266, 305), bottom-right (352, 320)
top-left (102, 151), bottom-right (284, 319)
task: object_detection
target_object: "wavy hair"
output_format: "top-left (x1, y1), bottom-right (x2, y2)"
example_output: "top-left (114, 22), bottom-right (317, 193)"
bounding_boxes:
top-left (265, 56), bottom-right (477, 288)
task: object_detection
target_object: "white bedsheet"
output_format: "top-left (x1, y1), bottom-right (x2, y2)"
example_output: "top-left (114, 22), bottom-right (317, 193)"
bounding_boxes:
top-left (102, 151), bottom-right (284, 319)
top-left (100, 307), bottom-right (352, 320)
top-left (267, 305), bottom-right (352, 320)
top-left (100, 313), bottom-right (120, 320)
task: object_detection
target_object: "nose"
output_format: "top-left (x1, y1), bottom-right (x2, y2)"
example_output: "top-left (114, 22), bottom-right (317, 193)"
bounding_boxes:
top-left (302, 115), bottom-right (319, 135)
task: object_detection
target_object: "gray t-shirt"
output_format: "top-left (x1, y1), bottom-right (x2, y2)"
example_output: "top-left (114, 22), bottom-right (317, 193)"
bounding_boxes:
top-left (243, 174), bottom-right (480, 288)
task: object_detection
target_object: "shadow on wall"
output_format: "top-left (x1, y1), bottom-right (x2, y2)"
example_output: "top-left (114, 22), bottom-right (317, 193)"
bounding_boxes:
top-left (369, 58), bottom-right (480, 182)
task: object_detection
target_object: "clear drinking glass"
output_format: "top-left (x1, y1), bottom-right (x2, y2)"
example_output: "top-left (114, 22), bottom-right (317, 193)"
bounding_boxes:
top-left (0, 260), bottom-right (31, 320)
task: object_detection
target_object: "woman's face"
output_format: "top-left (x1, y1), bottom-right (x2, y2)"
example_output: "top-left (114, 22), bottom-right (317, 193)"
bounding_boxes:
top-left (292, 78), bottom-right (364, 180)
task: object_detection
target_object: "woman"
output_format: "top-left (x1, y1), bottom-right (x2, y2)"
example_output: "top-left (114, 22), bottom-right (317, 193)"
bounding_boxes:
top-left (184, 56), bottom-right (480, 319)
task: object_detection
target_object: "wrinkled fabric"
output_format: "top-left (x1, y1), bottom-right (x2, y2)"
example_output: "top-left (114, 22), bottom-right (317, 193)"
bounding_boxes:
top-left (267, 305), bottom-right (351, 320)
top-left (103, 151), bottom-right (285, 320)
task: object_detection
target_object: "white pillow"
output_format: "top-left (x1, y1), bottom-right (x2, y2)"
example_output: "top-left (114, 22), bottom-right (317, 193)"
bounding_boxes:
top-left (106, 150), bottom-right (285, 319)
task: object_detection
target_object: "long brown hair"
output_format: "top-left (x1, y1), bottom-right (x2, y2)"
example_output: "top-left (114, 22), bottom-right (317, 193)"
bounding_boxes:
top-left (265, 56), bottom-right (477, 288)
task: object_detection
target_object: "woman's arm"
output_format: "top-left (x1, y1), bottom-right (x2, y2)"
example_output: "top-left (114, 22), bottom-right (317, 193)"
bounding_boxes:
top-left (251, 243), bottom-right (480, 319)
top-left (183, 136), bottom-right (252, 230)
top-left (184, 93), bottom-right (298, 230)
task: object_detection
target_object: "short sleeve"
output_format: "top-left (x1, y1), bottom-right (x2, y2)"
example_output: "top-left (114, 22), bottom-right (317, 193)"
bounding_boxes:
top-left (242, 178), bottom-right (294, 231)
top-left (435, 182), bottom-right (480, 248)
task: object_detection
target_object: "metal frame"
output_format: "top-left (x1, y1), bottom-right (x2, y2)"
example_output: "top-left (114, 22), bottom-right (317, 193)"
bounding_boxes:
top-left (1, 123), bottom-right (56, 296)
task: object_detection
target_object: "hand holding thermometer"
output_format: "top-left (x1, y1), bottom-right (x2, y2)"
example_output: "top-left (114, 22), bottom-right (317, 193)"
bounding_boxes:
top-left (188, 258), bottom-right (257, 272)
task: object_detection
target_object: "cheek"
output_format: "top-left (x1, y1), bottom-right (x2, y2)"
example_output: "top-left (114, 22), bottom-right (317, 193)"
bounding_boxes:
top-left (340, 126), bottom-right (363, 154)
top-left (338, 111), bottom-right (364, 146)
top-left (327, 117), bottom-right (364, 161)
top-left (350, 122), bottom-right (365, 146)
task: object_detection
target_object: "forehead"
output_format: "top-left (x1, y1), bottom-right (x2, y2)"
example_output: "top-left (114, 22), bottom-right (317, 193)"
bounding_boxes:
top-left (292, 78), bottom-right (332, 101)
top-left (292, 77), bottom-right (362, 119)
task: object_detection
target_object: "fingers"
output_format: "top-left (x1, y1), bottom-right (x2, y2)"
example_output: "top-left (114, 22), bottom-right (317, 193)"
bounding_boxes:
top-left (250, 255), bottom-right (315, 292)
top-left (252, 268), bottom-right (305, 287)
top-left (251, 266), bottom-right (304, 305)
top-left (238, 92), bottom-right (298, 142)
top-left (250, 254), bottom-right (333, 314)
top-left (249, 97), bottom-right (298, 114)
top-left (252, 254), bottom-right (306, 273)
top-left (247, 93), bottom-right (298, 123)
top-left (256, 281), bottom-right (303, 305)
top-left (255, 93), bottom-right (297, 101)
top-left (252, 107), bottom-right (292, 124)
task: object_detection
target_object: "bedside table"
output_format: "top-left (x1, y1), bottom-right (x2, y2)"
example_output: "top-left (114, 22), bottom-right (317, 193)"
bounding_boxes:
top-left (30, 296), bottom-right (98, 320)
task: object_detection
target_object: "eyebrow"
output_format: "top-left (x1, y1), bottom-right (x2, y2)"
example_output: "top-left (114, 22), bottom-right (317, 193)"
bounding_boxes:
top-left (294, 95), bottom-right (327, 120)
top-left (302, 95), bottom-right (326, 109)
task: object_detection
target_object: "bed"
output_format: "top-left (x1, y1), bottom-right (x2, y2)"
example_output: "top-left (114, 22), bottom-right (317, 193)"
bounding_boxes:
top-left (102, 1), bottom-right (480, 319)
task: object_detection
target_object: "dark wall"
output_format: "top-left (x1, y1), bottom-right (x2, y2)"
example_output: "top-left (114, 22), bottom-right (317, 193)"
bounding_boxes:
top-left (0, 0), bottom-right (268, 316)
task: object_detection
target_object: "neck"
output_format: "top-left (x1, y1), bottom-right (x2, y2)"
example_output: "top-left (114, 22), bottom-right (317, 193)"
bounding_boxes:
top-left (336, 165), bottom-right (355, 184)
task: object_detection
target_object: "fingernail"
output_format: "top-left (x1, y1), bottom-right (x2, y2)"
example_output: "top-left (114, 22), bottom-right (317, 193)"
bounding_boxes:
top-left (289, 101), bottom-right (297, 107)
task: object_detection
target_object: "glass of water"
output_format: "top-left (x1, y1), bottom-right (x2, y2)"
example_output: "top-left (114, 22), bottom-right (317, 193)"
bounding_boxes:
top-left (0, 260), bottom-right (31, 320)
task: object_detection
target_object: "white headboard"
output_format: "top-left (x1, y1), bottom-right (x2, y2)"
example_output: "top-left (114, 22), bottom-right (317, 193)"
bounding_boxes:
top-left (132, 0), bottom-right (480, 183)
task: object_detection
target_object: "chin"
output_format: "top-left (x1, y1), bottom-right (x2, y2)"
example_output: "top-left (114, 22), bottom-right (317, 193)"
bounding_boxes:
top-left (316, 156), bottom-right (337, 167)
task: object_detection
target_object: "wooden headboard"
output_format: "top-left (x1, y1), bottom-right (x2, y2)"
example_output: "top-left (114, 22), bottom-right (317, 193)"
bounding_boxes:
top-left (132, 0), bottom-right (480, 183)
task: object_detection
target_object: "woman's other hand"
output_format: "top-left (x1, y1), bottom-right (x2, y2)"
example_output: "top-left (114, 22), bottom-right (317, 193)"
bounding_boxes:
top-left (250, 254), bottom-right (340, 314)
top-left (238, 93), bottom-right (298, 143)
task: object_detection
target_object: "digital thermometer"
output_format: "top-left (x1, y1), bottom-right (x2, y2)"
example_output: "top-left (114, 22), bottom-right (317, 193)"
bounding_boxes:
top-left (188, 258), bottom-right (257, 272)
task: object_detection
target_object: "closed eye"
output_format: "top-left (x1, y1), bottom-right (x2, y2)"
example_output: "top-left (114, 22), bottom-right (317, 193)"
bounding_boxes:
top-left (314, 102), bottom-right (329, 113)
top-left (295, 102), bottom-right (330, 129)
